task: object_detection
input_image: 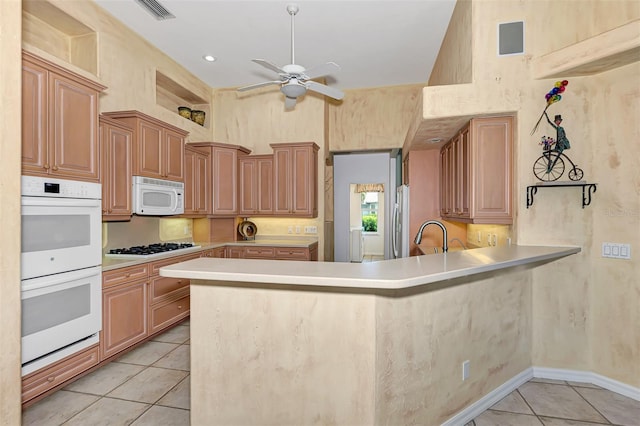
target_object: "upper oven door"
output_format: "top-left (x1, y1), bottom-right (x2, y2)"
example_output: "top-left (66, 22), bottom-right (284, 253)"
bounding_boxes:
top-left (21, 196), bottom-right (102, 280)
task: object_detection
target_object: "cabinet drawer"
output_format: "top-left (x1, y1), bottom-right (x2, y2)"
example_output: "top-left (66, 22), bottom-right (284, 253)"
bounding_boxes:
top-left (102, 264), bottom-right (149, 288)
top-left (22, 344), bottom-right (99, 403)
top-left (244, 247), bottom-right (275, 258)
top-left (149, 252), bottom-right (201, 276)
top-left (274, 247), bottom-right (309, 260)
top-left (150, 276), bottom-right (189, 304)
top-left (149, 292), bottom-right (190, 334)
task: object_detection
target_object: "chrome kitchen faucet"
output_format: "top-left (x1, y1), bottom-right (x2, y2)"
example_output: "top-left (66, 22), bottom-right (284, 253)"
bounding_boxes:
top-left (414, 220), bottom-right (448, 253)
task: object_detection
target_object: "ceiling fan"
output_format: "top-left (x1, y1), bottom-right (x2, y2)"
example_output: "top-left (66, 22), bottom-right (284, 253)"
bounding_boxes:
top-left (237, 3), bottom-right (344, 110)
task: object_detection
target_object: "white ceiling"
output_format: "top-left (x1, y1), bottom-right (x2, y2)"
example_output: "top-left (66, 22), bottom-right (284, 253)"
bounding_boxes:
top-left (93, 0), bottom-right (456, 91)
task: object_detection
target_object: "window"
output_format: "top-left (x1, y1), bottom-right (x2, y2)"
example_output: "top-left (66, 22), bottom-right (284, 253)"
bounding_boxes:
top-left (361, 192), bottom-right (378, 232)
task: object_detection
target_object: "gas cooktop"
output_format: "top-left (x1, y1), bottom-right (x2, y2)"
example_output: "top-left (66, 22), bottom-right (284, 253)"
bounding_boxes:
top-left (105, 243), bottom-right (200, 259)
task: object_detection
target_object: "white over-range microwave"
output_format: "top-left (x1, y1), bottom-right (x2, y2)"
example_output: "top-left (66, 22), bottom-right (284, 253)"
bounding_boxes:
top-left (132, 176), bottom-right (184, 216)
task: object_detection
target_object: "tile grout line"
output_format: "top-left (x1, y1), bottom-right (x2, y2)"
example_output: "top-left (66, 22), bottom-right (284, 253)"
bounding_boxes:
top-left (569, 384), bottom-right (615, 425)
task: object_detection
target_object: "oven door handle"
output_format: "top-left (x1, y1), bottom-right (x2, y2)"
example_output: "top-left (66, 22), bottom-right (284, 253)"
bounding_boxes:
top-left (21, 198), bottom-right (101, 208)
top-left (21, 266), bottom-right (101, 293)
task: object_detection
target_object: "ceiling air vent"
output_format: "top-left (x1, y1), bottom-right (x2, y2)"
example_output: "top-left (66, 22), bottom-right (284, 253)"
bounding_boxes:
top-left (134, 0), bottom-right (175, 20)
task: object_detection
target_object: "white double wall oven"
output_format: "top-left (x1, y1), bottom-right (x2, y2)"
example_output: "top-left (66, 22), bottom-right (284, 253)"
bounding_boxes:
top-left (20, 176), bottom-right (102, 375)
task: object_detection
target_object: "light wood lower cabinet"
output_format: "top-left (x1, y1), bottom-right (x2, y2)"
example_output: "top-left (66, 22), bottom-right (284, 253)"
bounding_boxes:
top-left (22, 344), bottom-right (99, 405)
top-left (149, 292), bottom-right (190, 334)
top-left (101, 265), bottom-right (149, 360)
top-left (224, 243), bottom-right (318, 261)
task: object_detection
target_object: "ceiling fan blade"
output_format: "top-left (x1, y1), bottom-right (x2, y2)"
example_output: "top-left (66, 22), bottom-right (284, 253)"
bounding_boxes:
top-left (306, 81), bottom-right (344, 100)
top-left (303, 62), bottom-right (341, 80)
top-left (252, 59), bottom-right (286, 75)
top-left (284, 96), bottom-right (297, 110)
top-left (237, 80), bottom-right (281, 92)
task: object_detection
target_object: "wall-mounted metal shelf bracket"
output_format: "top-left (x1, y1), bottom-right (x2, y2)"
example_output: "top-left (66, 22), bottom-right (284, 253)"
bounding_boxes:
top-left (526, 182), bottom-right (597, 209)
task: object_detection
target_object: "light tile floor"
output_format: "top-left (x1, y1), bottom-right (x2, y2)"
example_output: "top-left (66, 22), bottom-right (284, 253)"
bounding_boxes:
top-left (23, 320), bottom-right (640, 426)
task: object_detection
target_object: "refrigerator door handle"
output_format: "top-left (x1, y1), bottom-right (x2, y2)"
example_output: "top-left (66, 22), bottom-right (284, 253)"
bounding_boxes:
top-left (392, 202), bottom-right (399, 258)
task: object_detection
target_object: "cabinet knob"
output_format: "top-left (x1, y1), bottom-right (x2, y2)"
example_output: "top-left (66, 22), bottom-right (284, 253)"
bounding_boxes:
top-left (47, 376), bottom-right (55, 382)
top-left (43, 164), bottom-right (50, 170)
top-left (177, 280), bottom-right (182, 284)
top-left (52, 165), bottom-right (59, 171)
top-left (177, 305), bottom-right (183, 309)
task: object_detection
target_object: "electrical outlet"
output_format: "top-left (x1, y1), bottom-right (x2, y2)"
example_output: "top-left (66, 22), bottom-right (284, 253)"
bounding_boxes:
top-left (487, 233), bottom-right (492, 246)
top-left (492, 234), bottom-right (498, 246)
top-left (477, 231), bottom-right (481, 243)
top-left (288, 226), bottom-right (293, 234)
top-left (295, 225), bottom-right (301, 234)
top-left (462, 360), bottom-right (470, 381)
top-left (602, 242), bottom-right (631, 259)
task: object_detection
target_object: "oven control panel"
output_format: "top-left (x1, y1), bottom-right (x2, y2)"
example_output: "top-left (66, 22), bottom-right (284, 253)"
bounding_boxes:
top-left (22, 176), bottom-right (101, 199)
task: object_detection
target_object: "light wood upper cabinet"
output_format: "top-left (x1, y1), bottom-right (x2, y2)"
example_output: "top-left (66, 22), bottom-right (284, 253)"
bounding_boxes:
top-left (100, 116), bottom-right (133, 220)
top-left (271, 142), bottom-right (319, 217)
top-left (239, 155), bottom-right (273, 216)
top-left (22, 51), bottom-right (105, 182)
top-left (189, 142), bottom-right (251, 217)
top-left (440, 116), bottom-right (513, 224)
top-left (101, 110), bottom-right (188, 182)
top-left (183, 145), bottom-right (210, 216)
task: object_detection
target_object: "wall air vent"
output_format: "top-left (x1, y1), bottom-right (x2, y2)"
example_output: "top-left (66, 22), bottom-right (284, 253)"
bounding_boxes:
top-left (134, 0), bottom-right (175, 20)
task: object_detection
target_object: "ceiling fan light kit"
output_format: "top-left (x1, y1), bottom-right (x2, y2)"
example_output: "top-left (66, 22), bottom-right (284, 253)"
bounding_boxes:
top-left (237, 3), bottom-right (344, 110)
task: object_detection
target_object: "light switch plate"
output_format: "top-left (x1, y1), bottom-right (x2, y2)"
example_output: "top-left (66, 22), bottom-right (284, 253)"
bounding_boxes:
top-left (602, 242), bottom-right (631, 259)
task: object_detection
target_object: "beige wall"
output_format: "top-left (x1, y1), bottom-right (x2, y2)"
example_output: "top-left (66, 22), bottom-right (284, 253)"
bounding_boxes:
top-left (327, 84), bottom-right (422, 152)
top-left (429, 0), bottom-right (640, 389)
top-left (428, 0), bottom-right (472, 86)
top-left (0, 0), bottom-right (22, 423)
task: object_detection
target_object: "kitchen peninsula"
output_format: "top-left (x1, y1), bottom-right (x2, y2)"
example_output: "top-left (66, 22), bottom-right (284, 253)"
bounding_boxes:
top-left (160, 245), bottom-right (580, 425)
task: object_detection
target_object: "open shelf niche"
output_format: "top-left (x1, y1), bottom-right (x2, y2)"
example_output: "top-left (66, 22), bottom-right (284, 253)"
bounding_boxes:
top-left (155, 71), bottom-right (211, 129)
top-left (22, 0), bottom-right (98, 76)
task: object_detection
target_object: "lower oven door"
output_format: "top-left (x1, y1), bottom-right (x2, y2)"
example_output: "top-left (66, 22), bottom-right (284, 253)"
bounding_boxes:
top-left (21, 196), bottom-right (102, 280)
top-left (21, 266), bottom-right (102, 365)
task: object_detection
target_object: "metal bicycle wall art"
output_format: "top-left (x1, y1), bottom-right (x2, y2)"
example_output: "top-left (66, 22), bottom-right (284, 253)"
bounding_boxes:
top-left (528, 80), bottom-right (596, 208)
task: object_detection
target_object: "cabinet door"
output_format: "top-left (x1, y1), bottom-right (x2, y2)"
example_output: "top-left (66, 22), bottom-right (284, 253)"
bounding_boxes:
top-left (136, 120), bottom-right (164, 179)
top-left (244, 247), bottom-right (275, 259)
top-left (291, 145), bottom-right (317, 216)
top-left (164, 129), bottom-right (185, 181)
top-left (239, 157), bottom-right (258, 215)
top-left (183, 148), bottom-right (197, 214)
top-left (225, 246), bottom-right (245, 258)
top-left (257, 157), bottom-right (273, 214)
top-left (212, 147), bottom-right (239, 215)
top-left (101, 120), bottom-right (132, 219)
top-left (470, 116), bottom-right (513, 222)
top-left (184, 147), bottom-right (209, 216)
top-left (272, 148), bottom-right (292, 215)
top-left (21, 60), bottom-right (48, 176)
top-left (239, 156), bottom-right (273, 216)
top-left (101, 280), bottom-right (149, 360)
top-left (49, 72), bottom-right (100, 181)
top-left (440, 143), bottom-right (453, 217)
top-left (456, 126), bottom-right (470, 218)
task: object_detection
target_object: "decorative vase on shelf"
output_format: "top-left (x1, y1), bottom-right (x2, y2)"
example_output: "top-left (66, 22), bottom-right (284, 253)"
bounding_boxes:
top-left (178, 106), bottom-right (192, 119)
top-left (191, 110), bottom-right (205, 126)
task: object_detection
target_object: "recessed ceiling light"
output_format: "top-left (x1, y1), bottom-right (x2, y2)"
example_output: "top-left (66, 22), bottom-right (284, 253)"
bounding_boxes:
top-left (203, 55), bottom-right (216, 62)
top-left (428, 137), bottom-right (443, 143)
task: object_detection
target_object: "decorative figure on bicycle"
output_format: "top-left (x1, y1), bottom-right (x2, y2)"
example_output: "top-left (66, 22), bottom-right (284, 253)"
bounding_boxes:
top-left (531, 79), bottom-right (584, 182)
top-left (545, 113), bottom-right (570, 153)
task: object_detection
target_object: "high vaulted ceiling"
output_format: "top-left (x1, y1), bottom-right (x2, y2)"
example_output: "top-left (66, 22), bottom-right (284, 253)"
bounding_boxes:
top-left (93, 0), bottom-right (456, 91)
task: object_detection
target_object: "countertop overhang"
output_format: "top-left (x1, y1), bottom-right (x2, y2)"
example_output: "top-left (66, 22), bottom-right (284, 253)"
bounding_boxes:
top-left (160, 245), bottom-right (580, 290)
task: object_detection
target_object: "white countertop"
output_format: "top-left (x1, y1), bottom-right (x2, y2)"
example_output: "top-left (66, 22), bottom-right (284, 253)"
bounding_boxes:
top-left (101, 238), bottom-right (318, 271)
top-left (160, 245), bottom-right (580, 290)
